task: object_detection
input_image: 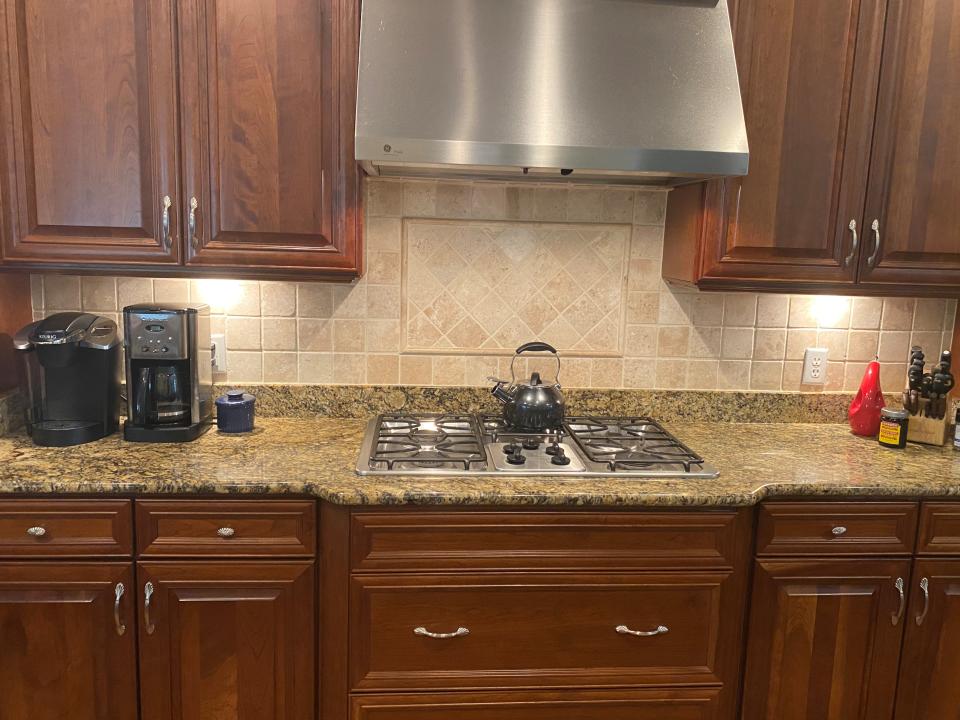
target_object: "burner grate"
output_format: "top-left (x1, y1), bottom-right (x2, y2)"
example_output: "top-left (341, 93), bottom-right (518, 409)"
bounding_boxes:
top-left (563, 416), bottom-right (706, 472)
top-left (370, 414), bottom-right (486, 471)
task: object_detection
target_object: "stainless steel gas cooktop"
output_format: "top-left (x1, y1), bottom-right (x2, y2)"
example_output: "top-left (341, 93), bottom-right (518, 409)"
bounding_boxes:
top-left (356, 414), bottom-right (719, 478)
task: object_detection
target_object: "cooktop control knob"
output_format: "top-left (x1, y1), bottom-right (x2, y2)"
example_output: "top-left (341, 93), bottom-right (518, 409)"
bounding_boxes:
top-left (551, 449), bottom-right (571, 466)
top-left (506, 451), bottom-right (526, 465)
top-left (522, 438), bottom-right (540, 450)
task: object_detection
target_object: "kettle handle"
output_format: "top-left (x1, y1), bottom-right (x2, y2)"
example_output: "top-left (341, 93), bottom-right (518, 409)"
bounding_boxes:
top-left (515, 341), bottom-right (557, 355)
top-left (510, 341), bottom-right (561, 385)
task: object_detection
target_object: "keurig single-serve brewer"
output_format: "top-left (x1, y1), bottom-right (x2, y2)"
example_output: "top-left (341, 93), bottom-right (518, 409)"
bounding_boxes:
top-left (14, 312), bottom-right (120, 446)
top-left (123, 304), bottom-right (213, 442)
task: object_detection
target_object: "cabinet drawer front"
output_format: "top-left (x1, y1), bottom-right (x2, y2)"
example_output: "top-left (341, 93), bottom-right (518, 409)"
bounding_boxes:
top-left (351, 510), bottom-right (748, 571)
top-left (917, 503), bottom-right (960, 554)
top-left (0, 500), bottom-right (132, 557)
top-left (136, 500), bottom-right (315, 557)
top-left (756, 502), bottom-right (918, 556)
top-left (351, 689), bottom-right (721, 720)
top-left (351, 572), bottom-right (735, 690)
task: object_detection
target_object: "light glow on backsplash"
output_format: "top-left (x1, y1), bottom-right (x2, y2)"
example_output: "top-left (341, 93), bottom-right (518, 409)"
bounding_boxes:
top-left (28, 178), bottom-right (957, 392)
top-left (811, 296), bottom-right (851, 328)
top-left (191, 278), bottom-right (245, 313)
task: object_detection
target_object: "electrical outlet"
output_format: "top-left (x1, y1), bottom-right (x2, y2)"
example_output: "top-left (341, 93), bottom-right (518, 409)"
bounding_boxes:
top-left (802, 347), bottom-right (828, 385)
top-left (211, 333), bottom-right (227, 373)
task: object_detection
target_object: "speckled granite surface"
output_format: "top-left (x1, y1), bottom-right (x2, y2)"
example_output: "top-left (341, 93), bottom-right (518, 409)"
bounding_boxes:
top-left (1, 418), bottom-right (958, 505)
top-left (0, 390), bottom-right (23, 436)
top-left (215, 385), bottom-right (900, 424)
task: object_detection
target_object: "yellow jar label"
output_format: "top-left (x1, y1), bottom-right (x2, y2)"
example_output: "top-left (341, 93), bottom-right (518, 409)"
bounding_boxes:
top-left (878, 420), bottom-right (902, 445)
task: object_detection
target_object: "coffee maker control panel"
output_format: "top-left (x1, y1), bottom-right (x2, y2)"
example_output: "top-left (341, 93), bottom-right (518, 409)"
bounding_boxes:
top-left (125, 311), bottom-right (190, 360)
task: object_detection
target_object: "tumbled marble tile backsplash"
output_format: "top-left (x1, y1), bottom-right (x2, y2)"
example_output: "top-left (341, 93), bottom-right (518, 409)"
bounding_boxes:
top-left (30, 178), bottom-right (956, 392)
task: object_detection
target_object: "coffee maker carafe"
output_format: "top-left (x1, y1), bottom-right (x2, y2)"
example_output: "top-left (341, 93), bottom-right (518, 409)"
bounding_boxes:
top-left (123, 304), bottom-right (212, 442)
top-left (14, 313), bottom-right (120, 446)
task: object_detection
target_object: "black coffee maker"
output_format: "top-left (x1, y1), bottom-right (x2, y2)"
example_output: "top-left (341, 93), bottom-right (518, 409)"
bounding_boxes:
top-left (14, 313), bottom-right (120, 446)
top-left (123, 304), bottom-right (213, 442)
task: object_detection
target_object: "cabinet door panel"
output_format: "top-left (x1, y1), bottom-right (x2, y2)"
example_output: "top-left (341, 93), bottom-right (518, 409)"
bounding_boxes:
top-left (741, 559), bottom-right (909, 720)
top-left (0, 562), bottom-right (138, 720)
top-left (0, 0), bottom-right (179, 264)
top-left (137, 561), bottom-right (314, 720)
top-left (178, 0), bottom-right (361, 275)
top-left (860, 0), bottom-right (960, 289)
top-left (894, 560), bottom-right (960, 720)
top-left (702, 0), bottom-right (886, 286)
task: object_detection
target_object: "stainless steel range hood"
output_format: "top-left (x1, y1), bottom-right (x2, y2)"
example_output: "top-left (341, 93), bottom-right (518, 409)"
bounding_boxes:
top-left (355, 0), bottom-right (748, 186)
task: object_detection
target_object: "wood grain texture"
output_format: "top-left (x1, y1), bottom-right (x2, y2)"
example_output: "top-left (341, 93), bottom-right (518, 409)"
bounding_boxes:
top-left (741, 558), bottom-right (910, 720)
top-left (859, 0), bottom-right (960, 290)
top-left (321, 503), bottom-right (351, 720)
top-left (350, 571), bottom-right (739, 692)
top-left (0, 273), bottom-right (31, 390)
top-left (137, 560), bottom-right (315, 720)
top-left (135, 499), bottom-right (316, 557)
top-left (755, 501), bottom-right (918, 556)
top-left (350, 688), bottom-right (723, 720)
top-left (178, 0), bottom-right (361, 276)
top-left (0, 0), bottom-right (180, 264)
top-left (0, 562), bottom-right (138, 720)
top-left (351, 509), bottom-right (749, 571)
top-left (713, 0), bottom-right (886, 283)
top-left (893, 560), bottom-right (960, 720)
top-left (0, 498), bottom-right (132, 557)
top-left (916, 501), bottom-right (960, 555)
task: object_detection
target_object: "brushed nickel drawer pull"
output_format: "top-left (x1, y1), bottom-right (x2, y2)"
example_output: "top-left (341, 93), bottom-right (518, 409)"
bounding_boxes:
top-left (867, 219), bottom-right (881, 267)
top-left (916, 577), bottom-right (930, 626)
top-left (217, 527), bottom-right (236, 538)
top-left (891, 577), bottom-right (905, 626)
top-left (188, 196), bottom-right (199, 249)
top-left (831, 526), bottom-right (847, 536)
top-left (844, 220), bottom-right (858, 267)
top-left (114, 583), bottom-right (126, 636)
top-left (616, 624), bottom-right (669, 637)
top-left (26, 526), bottom-right (46, 537)
top-left (414, 626), bottom-right (470, 639)
top-left (144, 581), bottom-right (156, 635)
top-left (161, 195), bottom-right (172, 248)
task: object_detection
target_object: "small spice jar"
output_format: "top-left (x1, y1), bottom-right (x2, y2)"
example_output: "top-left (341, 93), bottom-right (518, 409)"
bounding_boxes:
top-left (215, 389), bottom-right (256, 433)
top-left (878, 407), bottom-right (909, 449)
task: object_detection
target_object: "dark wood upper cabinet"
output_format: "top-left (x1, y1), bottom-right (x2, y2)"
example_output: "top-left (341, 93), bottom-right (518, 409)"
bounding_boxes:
top-left (664, 0), bottom-right (960, 296)
top-left (0, 0), bottom-right (180, 266)
top-left (137, 560), bottom-right (315, 720)
top-left (178, 0), bottom-right (361, 276)
top-left (741, 559), bottom-right (910, 720)
top-left (893, 560), bottom-right (960, 720)
top-left (0, 562), bottom-right (139, 720)
top-left (858, 0), bottom-right (960, 290)
top-left (0, 0), bottom-right (361, 277)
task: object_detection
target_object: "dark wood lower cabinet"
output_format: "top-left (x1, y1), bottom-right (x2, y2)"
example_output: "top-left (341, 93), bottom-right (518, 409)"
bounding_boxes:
top-left (0, 562), bottom-right (138, 720)
top-left (351, 689), bottom-right (722, 720)
top-left (137, 560), bottom-right (315, 720)
top-left (893, 560), bottom-right (960, 719)
top-left (741, 558), bottom-right (911, 720)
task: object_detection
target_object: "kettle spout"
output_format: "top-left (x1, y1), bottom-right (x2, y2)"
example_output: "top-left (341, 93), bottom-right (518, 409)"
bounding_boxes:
top-left (490, 381), bottom-right (512, 405)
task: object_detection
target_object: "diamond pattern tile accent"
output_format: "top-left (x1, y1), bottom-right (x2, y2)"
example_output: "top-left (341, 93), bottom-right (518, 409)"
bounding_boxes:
top-left (403, 220), bottom-right (629, 353)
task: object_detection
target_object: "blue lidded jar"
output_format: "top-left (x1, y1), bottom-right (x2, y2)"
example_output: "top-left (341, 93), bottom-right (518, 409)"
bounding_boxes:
top-left (215, 389), bottom-right (255, 433)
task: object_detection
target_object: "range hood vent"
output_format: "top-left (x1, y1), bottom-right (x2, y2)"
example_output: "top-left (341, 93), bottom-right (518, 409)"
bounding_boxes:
top-left (356, 0), bottom-right (748, 186)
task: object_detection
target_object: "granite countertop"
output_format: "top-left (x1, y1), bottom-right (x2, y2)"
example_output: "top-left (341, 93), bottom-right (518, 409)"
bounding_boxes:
top-left (1, 418), bottom-right (959, 505)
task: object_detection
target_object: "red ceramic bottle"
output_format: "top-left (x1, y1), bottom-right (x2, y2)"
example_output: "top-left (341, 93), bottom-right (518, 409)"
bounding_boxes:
top-left (849, 359), bottom-right (886, 436)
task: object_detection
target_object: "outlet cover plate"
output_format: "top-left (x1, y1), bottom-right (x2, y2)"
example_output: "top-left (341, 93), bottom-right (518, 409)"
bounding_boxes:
top-left (211, 333), bottom-right (227, 373)
top-left (802, 347), bottom-right (828, 385)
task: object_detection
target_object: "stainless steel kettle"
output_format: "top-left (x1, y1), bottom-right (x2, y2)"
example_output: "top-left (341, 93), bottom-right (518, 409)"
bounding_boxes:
top-left (490, 342), bottom-right (565, 430)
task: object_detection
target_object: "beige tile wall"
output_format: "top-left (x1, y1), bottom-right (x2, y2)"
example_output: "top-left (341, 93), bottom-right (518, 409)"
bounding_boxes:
top-left (30, 178), bottom-right (956, 392)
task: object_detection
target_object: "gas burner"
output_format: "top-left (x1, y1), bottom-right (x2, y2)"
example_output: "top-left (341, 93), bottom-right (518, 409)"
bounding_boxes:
top-left (368, 414), bottom-right (486, 471)
top-left (564, 416), bottom-right (707, 472)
